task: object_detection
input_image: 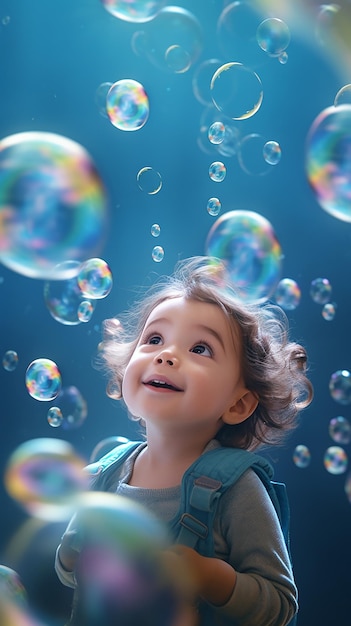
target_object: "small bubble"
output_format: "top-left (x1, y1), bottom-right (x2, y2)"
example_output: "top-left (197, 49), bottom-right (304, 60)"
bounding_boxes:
top-left (152, 246), bottom-right (164, 262)
top-left (207, 197), bottom-right (221, 216)
top-left (324, 446), bottom-right (348, 475)
top-left (2, 350), bottom-right (19, 372)
top-left (293, 444), bottom-right (311, 469)
top-left (151, 223), bottom-right (161, 237)
top-left (209, 161), bottom-right (226, 182)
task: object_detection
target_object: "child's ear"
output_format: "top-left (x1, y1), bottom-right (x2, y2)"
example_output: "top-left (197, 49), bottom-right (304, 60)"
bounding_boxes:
top-left (222, 389), bottom-right (258, 425)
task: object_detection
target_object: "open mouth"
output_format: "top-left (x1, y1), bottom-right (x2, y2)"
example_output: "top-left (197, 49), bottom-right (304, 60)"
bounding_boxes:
top-left (144, 379), bottom-right (182, 391)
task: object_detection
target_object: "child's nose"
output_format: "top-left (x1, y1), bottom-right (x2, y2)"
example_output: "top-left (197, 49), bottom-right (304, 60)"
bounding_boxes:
top-left (154, 348), bottom-right (178, 367)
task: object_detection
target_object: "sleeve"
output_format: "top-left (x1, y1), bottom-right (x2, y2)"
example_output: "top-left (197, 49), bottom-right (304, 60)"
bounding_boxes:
top-left (210, 469), bottom-right (298, 626)
top-left (54, 514), bottom-right (80, 589)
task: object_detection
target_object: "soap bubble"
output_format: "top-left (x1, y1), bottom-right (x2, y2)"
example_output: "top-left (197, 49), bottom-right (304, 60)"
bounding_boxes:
top-left (211, 62), bottom-right (263, 120)
top-left (208, 121), bottom-right (225, 145)
top-left (334, 84), bottom-right (351, 106)
top-left (263, 141), bottom-right (282, 165)
top-left (44, 261), bottom-right (95, 325)
top-left (205, 210), bottom-right (282, 303)
top-left (137, 167), bottom-right (162, 194)
top-left (95, 81), bottom-right (113, 118)
top-left (152, 246), bottom-right (164, 262)
top-left (274, 278), bottom-right (301, 311)
top-left (207, 197), bottom-right (221, 216)
top-left (0, 566), bottom-right (27, 607)
top-left (77, 300), bottom-right (94, 323)
top-left (217, 1), bottom-right (263, 65)
top-left (310, 277), bottom-right (332, 304)
top-left (47, 406), bottom-right (63, 428)
top-left (238, 133), bottom-right (271, 176)
top-left (4, 437), bottom-right (88, 520)
top-left (256, 18), bottom-right (290, 56)
top-left (151, 223), bottom-right (161, 237)
top-left (322, 302), bottom-right (336, 321)
top-left (0, 131), bottom-right (108, 279)
top-left (217, 125), bottom-right (241, 158)
top-left (324, 446), bottom-right (348, 475)
top-left (329, 416), bottom-right (351, 445)
top-left (345, 473), bottom-right (351, 504)
top-left (55, 385), bottom-right (88, 430)
top-left (315, 3), bottom-right (340, 47)
top-left (106, 79), bottom-right (149, 131)
top-left (136, 6), bottom-right (203, 73)
top-left (329, 370), bottom-right (351, 405)
top-left (305, 104), bottom-right (351, 222)
top-left (209, 161), bottom-right (226, 182)
top-left (2, 349), bottom-right (19, 372)
top-left (77, 258), bottom-right (113, 300)
top-left (25, 358), bottom-right (62, 401)
top-left (100, 0), bottom-right (166, 23)
top-left (293, 444), bottom-right (311, 469)
top-left (192, 58), bottom-right (223, 106)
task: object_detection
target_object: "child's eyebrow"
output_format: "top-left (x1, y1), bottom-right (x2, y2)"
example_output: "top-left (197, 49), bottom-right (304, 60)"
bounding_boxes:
top-left (196, 324), bottom-right (225, 351)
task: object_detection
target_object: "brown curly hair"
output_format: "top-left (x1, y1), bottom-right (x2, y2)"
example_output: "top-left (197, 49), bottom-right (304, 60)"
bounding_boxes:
top-left (97, 257), bottom-right (313, 450)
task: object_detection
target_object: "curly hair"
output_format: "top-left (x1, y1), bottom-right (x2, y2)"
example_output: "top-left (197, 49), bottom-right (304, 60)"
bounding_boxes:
top-left (97, 256), bottom-right (313, 450)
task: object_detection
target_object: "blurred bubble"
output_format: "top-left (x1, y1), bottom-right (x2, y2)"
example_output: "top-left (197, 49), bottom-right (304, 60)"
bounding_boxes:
top-left (137, 167), bottom-right (162, 194)
top-left (310, 277), bottom-right (332, 304)
top-left (315, 3), bottom-right (340, 47)
top-left (256, 18), bottom-right (290, 56)
top-left (0, 131), bottom-right (108, 279)
top-left (208, 121), bottom-right (226, 145)
top-left (100, 0), bottom-right (166, 23)
top-left (165, 44), bottom-right (191, 73)
top-left (322, 302), bottom-right (336, 321)
top-left (136, 6), bottom-right (203, 73)
top-left (0, 565), bottom-right (27, 607)
top-left (1, 15), bottom-right (10, 26)
top-left (278, 51), bottom-right (288, 64)
top-left (55, 385), bottom-right (88, 430)
top-left (77, 257), bottom-right (113, 300)
top-left (345, 473), bottom-right (351, 504)
top-left (305, 104), bottom-right (351, 222)
top-left (207, 197), bottom-right (221, 216)
top-left (106, 79), bottom-right (149, 131)
top-left (334, 84), bottom-right (351, 106)
top-left (209, 161), bottom-right (226, 182)
top-left (263, 140), bottom-right (282, 165)
top-left (205, 210), bottom-right (282, 303)
top-left (152, 245), bottom-right (164, 262)
top-left (25, 358), bottom-right (62, 401)
top-left (95, 81), bottom-right (113, 118)
top-left (238, 133), bottom-right (271, 176)
top-left (274, 278), bottom-right (301, 310)
top-left (90, 435), bottom-right (130, 463)
top-left (329, 415), bottom-right (351, 445)
top-left (292, 444), bottom-right (311, 469)
top-left (44, 261), bottom-right (94, 325)
top-left (329, 369), bottom-right (351, 405)
top-left (151, 223), bottom-right (161, 237)
top-left (2, 349), bottom-right (19, 372)
top-left (216, 1), bottom-right (263, 65)
top-left (217, 124), bottom-right (241, 158)
top-left (78, 300), bottom-right (94, 323)
top-left (324, 446), bottom-right (348, 475)
top-left (211, 62), bottom-right (263, 120)
top-left (47, 406), bottom-right (63, 428)
top-left (192, 58), bottom-right (223, 106)
top-left (4, 437), bottom-right (88, 520)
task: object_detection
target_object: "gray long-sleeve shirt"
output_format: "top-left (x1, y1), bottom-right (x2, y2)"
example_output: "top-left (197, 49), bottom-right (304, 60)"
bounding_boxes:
top-left (55, 440), bottom-right (297, 625)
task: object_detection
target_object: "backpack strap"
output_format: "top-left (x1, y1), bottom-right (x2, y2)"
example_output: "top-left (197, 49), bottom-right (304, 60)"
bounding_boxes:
top-left (84, 440), bottom-right (143, 490)
top-left (170, 447), bottom-right (287, 557)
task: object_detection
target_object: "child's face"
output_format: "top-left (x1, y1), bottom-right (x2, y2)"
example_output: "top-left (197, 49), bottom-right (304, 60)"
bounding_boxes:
top-left (122, 296), bottom-right (251, 438)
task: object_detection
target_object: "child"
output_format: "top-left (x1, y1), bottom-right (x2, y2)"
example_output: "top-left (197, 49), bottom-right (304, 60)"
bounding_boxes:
top-left (56, 256), bottom-right (313, 625)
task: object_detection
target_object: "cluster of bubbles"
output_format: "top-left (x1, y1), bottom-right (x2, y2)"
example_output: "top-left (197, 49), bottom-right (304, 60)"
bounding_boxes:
top-left (205, 210), bottom-right (282, 303)
top-left (0, 132), bottom-right (108, 280)
top-left (44, 257), bottom-right (112, 326)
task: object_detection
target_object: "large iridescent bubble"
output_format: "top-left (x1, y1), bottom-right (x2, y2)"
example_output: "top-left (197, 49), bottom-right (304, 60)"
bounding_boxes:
top-left (25, 358), bottom-right (62, 401)
top-left (4, 437), bottom-right (88, 520)
top-left (0, 132), bottom-right (108, 279)
top-left (205, 210), bottom-right (282, 303)
top-left (106, 79), bottom-right (149, 131)
top-left (210, 62), bottom-right (263, 120)
top-left (306, 104), bottom-right (351, 222)
top-left (100, 0), bottom-right (166, 23)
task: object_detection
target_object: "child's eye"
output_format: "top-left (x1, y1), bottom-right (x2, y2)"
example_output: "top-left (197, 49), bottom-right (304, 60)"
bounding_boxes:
top-left (191, 343), bottom-right (213, 357)
top-left (147, 335), bottom-right (162, 345)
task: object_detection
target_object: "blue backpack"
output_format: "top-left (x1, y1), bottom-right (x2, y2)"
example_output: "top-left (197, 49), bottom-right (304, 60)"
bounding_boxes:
top-left (86, 440), bottom-right (296, 624)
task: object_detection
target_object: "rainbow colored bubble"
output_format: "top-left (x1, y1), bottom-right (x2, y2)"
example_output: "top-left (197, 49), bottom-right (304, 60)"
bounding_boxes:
top-left (106, 79), bottom-right (149, 131)
top-left (78, 257), bottom-right (113, 300)
top-left (25, 358), bottom-right (62, 401)
top-left (100, 0), bottom-right (166, 23)
top-left (205, 210), bottom-right (282, 303)
top-left (0, 131), bottom-right (108, 279)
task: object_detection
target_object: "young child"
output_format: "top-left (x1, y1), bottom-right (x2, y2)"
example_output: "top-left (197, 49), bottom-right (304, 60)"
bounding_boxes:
top-left (56, 256), bottom-right (313, 626)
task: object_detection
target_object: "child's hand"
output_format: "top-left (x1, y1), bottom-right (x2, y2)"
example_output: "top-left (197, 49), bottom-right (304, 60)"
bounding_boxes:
top-left (170, 545), bottom-right (237, 607)
top-left (57, 530), bottom-right (82, 573)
